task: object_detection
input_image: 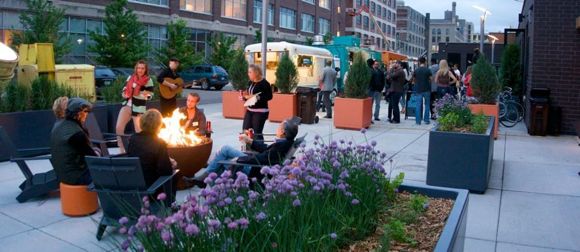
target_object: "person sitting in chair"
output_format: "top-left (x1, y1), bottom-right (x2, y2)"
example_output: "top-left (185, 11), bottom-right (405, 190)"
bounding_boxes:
top-left (127, 109), bottom-right (178, 203)
top-left (189, 117), bottom-right (300, 183)
top-left (179, 92), bottom-right (208, 136)
top-left (50, 98), bottom-right (97, 185)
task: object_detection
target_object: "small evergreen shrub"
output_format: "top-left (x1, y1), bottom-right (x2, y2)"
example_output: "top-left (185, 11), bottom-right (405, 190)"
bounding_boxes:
top-left (101, 76), bottom-right (126, 104)
top-left (228, 49), bottom-right (250, 91)
top-left (344, 52), bottom-right (371, 99)
top-left (471, 57), bottom-right (501, 104)
top-left (274, 53), bottom-right (298, 94)
top-left (500, 44), bottom-right (522, 97)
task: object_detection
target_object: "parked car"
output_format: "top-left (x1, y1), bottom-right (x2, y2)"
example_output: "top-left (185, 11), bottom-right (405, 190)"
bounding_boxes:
top-left (179, 64), bottom-right (229, 90)
top-left (110, 67), bottom-right (133, 79)
top-left (94, 66), bottom-right (116, 99)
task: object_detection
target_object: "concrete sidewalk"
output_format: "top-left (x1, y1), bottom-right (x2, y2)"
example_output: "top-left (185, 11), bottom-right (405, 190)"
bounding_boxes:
top-left (0, 102), bottom-right (578, 252)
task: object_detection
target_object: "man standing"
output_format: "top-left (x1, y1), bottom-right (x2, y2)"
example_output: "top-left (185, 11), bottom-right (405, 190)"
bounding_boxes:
top-left (387, 62), bottom-right (406, 124)
top-left (429, 58), bottom-right (440, 120)
top-left (413, 57), bottom-right (433, 125)
top-left (369, 60), bottom-right (385, 121)
top-left (320, 60), bottom-right (336, 119)
top-left (157, 58), bottom-right (181, 117)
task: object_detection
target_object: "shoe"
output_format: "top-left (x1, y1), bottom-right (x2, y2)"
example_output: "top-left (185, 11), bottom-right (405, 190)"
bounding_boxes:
top-left (371, 121), bottom-right (375, 124)
top-left (391, 121), bottom-right (400, 124)
top-left (424, 121), bottom-right (431, 125)
top-left (374, 118), bottom-right (381, 121)
top-left (324, 116), bottom-right (332, 119)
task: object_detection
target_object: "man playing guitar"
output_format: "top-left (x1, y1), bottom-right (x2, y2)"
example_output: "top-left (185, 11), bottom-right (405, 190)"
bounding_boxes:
top-left (157, 58), bottom-right (182, 117)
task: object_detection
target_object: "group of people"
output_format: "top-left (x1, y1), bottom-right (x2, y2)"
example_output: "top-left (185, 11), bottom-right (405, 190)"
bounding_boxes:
top-left (49, 59), bottom-right (300, 204)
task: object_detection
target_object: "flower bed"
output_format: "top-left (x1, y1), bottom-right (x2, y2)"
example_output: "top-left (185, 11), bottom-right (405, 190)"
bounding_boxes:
top-left (435, 94), bottom-right (489, 134)
top-left (117, 132), bottom-right (465, 251)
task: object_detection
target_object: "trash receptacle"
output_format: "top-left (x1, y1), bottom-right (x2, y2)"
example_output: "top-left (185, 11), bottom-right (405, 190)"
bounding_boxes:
top-left (296, 87), bottom-right (319, 124)
top-left (527, 88), bottom-right (550, 136)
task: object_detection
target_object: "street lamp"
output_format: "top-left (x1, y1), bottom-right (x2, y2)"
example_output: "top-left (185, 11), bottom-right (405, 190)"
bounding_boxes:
top-left (260, 0), bottom-right (268, 75)
top-left (473, 5), bottom-right (492, 53)
top-left (487, 34), bottom-right (499, 64)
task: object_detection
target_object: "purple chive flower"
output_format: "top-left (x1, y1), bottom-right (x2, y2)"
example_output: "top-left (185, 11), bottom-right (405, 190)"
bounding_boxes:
top-left (256, 212), bottom-right (267, 221)
top-left (224, 197), bottom-right (233, 205)
top-left (185, 224), bottom-right (200, 236)
top-left (360, 128), bottom-right (367, 134)
top-left (227, 221), bottom-right (239, 230)
top-left (237, 218), bottom-right (250, 229)
top-left (161, 230), bottom-right (172, 242)
top-left (371, 140), bottom-right (377, 147)
top-left (121, 240), bottom-right (130, 251)
top-left (330, 233), bottom-right (338, 239)
top-left (351, 199), bottom-right (360, 205)
top-left (208, 219), bottom-right (221, 229)
top-left (119, 217), bottom-right (129, 225)
top-left (314, 135), bottom-right (321, 140)
top-left (236, 196), bottom-right (245, 203)
top-left (118, 227), bottom-right (127, 234)
top-left (156, 193), bottom-right (166, 201)
top-left (292, 199), bottom-right (301, 207)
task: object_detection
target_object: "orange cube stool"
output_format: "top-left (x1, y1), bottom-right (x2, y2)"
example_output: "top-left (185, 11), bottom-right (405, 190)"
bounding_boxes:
top-left (60, 183), bottom-right (99, 217)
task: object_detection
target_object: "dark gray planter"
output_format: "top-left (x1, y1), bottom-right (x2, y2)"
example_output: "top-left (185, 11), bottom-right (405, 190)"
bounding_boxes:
top-left (400, 182), bottom-right (469, 252)
top-left (427, 117), bottom-right (495, 193)
top-left (0, 109), bottom-right (56, 161)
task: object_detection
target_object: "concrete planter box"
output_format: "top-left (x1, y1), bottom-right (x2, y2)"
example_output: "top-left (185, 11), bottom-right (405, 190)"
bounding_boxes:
top-left (0, 109), bottom-right (56, 161)
top-left (400, 182), bottom-right (469, 252)
top-left (427, 117), bottom-right (495, 194)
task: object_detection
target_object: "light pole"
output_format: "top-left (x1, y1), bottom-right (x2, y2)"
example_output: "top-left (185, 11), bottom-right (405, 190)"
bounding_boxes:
top-left (261, 0), bottom-right (268, 74)
top-left (473, 5), bottom-right (491, 53)
top-left (487, 34), bottom-right (499, 64)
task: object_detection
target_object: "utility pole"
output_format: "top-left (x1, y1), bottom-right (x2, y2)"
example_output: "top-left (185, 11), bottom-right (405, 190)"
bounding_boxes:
top-left (261, 0), bottom-right (268, 74)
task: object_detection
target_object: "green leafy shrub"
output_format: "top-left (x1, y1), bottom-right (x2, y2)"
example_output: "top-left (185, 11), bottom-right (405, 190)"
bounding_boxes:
top-left (30, 76), bottom-right (75, 110)
top-left (274, 53), bottom-right (298, 94)
top-left (500, 44), bottom-right (522, 97)
top-left (228, 49), bottom-right (249, 91)
top-left (471, 113), bottom-right (488, 134)
top-left (344, 52), bottom-right (371, 99)
top-left (471, 57), bottom-right (501, 104)
top-left (1, 83), bottom-right (30, 112)
top-left (438, 113), bottom-right (460, 132)
top-left (101, 76), bottom-right (126, 104)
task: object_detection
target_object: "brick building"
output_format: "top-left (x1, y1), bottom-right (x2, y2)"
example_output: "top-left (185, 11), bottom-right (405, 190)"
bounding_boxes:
top-left (0, 0), bottom-right (346, 65)
top-left (519, 0), bottom-right (580, 134)
top-left (395, 1), bottom-right (427, 59)
top-left (345, 0), bottom-right (398, 51)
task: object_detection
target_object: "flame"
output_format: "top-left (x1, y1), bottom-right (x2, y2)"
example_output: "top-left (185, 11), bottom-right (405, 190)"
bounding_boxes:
top-left (158, 109), bottom-right (204, 147)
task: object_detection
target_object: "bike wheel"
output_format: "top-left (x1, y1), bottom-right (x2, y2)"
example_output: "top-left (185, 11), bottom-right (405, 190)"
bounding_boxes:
top-left (513, 102), bottom-right (525, 122)
top-left (500, 102), bottom-right (519, 128)
top-left (499, 102), bottom-right (507, 118)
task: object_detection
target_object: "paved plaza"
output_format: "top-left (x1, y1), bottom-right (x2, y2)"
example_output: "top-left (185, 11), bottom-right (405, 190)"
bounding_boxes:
top-left (0, 101), bottom-right (579, 252)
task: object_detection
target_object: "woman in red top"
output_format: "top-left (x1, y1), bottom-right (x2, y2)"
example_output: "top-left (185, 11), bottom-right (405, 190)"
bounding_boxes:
top-left (463, 66), bottom-right (473, 97)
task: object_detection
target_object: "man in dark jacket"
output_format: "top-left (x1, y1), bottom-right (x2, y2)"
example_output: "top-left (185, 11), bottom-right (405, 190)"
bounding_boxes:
top-left (190, 117), bottom-right (300, 182)
top-left (50, 98), bottom-right (97, 185)
top-left (387, 62), bottom-right (406, 123)
top-left (369, 60), bottom-right (385, 121)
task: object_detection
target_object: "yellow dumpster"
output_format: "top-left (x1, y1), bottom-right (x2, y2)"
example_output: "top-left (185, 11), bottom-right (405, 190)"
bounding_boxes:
top-left (18, 43), bottom-right (55, 73)
top-left (55, 64), bottom-right (96, 102)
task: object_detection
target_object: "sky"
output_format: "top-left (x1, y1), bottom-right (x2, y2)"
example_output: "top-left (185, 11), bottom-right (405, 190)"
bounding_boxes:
top-left (401, 0), bottom-right (524, 33)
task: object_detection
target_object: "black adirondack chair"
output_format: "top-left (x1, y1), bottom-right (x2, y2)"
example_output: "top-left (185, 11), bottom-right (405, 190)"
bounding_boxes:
top-left (0, 127), bottom-right (58, 203)
top-left (85, 113), bottom-right (130, 157)
top-left (85, 156), bottom-right (177, 240)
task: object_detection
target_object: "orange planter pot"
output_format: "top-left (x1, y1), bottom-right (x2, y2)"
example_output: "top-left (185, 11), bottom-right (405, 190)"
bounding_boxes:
top-left (334, 97), bottom-right (373, 130)
top-left (469, 103), bottom-right (499, 139)
top-left (222, 91), bottom-right (247, 119)
top-left (269, 93), bottom-right (298, 122)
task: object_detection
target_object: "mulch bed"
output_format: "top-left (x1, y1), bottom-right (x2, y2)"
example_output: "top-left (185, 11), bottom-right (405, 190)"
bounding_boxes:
top-left (340, 192), bottom-right (454, 252)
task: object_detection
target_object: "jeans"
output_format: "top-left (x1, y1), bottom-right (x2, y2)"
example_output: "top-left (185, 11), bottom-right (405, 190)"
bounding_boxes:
top-left (243, 111), bottom-right (269, 141)
top-left (388, 92), bottom-right (402, 123)
top-left (437, 86), bottom-right (453, 98)
top-left (414, 91), bottom-right (431, 124)
top-left (369, 90), bottom-right (382, 119)
top-left (205, 145), bottom-right (247, 175)
top-left (321, 91), bottom-right (332, 117)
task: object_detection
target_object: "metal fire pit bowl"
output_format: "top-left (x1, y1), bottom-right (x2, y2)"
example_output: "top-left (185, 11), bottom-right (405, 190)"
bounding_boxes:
top-left (168, 138), bottom-right (213, 190)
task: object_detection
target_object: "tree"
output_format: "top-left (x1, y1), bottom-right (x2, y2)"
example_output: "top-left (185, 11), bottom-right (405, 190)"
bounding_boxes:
top-left (155, 19), bottom-right (201, 70)
top-left (274, 53), bottom-right (298, 94)
top-left (12, 0), bottom-right (71, 61)
top-left (305, 37), bottom-right (314, 45)
top-left (344, 52), bottom-right (371, 99)
top-left (228, 49), bottom-right (249, 91)
top-left (500, 44), bottom-right (522, 97)
top-left (323, 32), bottom-right (333, 44)
top-left (471, 56), bottom-right (502, 104)
top-left (209, 33), bottom-right (237, 69)
top-left (89, 0), bottom-right (149, 67)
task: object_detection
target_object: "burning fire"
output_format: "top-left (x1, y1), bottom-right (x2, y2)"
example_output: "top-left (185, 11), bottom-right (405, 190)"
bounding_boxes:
top-left (158, 109), bottom-right (204, 147)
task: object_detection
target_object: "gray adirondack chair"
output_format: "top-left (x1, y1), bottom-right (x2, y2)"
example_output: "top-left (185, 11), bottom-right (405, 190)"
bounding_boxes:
top-left (85, 156), bottom-right (177, 240)
top-left (85, 113), bottom-right (130, 157)
top-left (0, 127), bottom-right (58, 203)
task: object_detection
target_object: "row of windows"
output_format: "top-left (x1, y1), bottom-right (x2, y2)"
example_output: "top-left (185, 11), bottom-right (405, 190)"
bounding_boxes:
top-left (302, 0), bottom-right (330, 9)
top-left (356, 15), bottom-right (396, 37)
top-left (355, 0), bottom-right (396, 23)
top-left (353, 32), bottom-right (395, 51)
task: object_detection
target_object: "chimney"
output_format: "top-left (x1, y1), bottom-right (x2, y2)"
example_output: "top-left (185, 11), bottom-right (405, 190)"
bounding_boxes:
top-left (452, 2), bottom-right (457, 23)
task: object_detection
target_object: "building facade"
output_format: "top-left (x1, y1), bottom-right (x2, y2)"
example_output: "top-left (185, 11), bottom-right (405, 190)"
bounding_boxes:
top-left (519, 0), bottom-right (580, 134)
top-left (0, 0), bottom-right (346, 65)
top-left (428, 2), bottom-right (469, 55)
top-left (395, 1), bottom-right (426, 59)
top-left (344, 0), bottom-right (398, 51)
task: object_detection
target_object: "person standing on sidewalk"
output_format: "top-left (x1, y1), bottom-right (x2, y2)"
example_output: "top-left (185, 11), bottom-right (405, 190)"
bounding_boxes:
top-left (369, 60), bottom-right (385, 121)
top-left (429, 58), bottom-right (440, 120)
top-left (412, 57), bottom-right (433, 125)
top-left (320, 60), bottom-right (336, 119)
top-left (387, 62), bottom-right (406, 124)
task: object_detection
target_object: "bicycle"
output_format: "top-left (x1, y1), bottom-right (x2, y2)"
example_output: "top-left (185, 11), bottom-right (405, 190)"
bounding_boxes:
top-left (498, 87), bottom-right (525, 128)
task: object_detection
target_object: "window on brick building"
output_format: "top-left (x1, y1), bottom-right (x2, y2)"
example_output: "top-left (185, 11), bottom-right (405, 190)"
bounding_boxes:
top-left (222, 0), bottom-right (246, 20)
top-left (280, 7), bottom-right (296, 30)
top-left (180, 0), bottom-right (211, 13)
top-left (301, 14), bottom-right (314, 33)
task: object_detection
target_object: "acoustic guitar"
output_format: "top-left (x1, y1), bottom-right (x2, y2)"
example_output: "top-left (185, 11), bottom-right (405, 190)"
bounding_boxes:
top-left (159, 77), bottom-right (190, 99)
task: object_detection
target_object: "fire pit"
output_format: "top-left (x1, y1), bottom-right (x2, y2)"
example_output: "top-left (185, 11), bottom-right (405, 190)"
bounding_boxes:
top-left (158, 110), bottom-right (213, 190)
